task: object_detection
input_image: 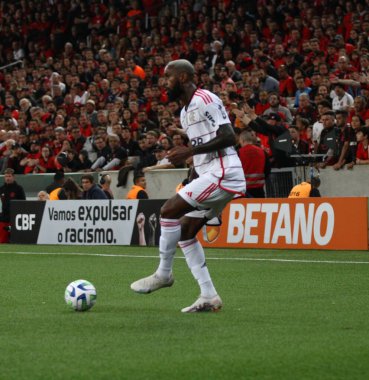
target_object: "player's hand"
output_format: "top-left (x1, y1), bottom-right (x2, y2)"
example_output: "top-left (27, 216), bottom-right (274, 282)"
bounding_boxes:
top-left (233, 108), bottom-right (252, 125)
top-left (232, 108), bottom-right (244, 119)
top-left (332, 162), bottom-right (342, 170)
top-left (167, 126), bottom-right (178, 133)
top-left (166, 146), bottom-right (193, 165)
top-left (242, 103), bottom-right (257, 120)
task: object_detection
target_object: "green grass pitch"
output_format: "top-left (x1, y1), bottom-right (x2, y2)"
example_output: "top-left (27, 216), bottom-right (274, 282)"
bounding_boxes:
top-left (1, 245), bottom-right (369, 380)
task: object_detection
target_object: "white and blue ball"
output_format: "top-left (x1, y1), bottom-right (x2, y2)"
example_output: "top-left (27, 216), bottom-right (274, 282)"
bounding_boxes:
top-left (65, 279), bottom-right (97, 311)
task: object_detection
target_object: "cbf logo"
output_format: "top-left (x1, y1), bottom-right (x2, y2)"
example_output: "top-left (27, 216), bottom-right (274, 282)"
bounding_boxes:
top-left (15, 214), bottom-right (36, 230)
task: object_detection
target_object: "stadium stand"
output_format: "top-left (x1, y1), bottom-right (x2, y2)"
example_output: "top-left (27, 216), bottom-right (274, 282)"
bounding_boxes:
top-left (0, 0), bottom-right (369, 198)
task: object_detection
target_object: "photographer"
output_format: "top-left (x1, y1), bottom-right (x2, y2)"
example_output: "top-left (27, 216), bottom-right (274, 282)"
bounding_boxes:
top-left (332, 110), bottom-right (353, 170)
top-left (317, 111), bottom-right (340, 167)
top-left (233, 104), bottom-right (290, 167)
top-left (288, 125), bottom-right (309, 166)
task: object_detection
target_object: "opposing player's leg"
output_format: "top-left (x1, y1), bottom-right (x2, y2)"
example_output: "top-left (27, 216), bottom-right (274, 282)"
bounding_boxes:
top-left (130, 194), bottom-right (195, 294)
top-left (178, 216), bottom-right (223, 313)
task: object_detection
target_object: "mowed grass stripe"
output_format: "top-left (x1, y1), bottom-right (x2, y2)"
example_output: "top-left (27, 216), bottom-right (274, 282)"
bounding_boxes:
top-left (2, 250), bottom-right (369, 265)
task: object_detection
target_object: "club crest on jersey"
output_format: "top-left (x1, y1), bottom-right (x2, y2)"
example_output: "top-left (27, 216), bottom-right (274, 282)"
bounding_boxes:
top-left (187, 110), bottom-right (199, 125)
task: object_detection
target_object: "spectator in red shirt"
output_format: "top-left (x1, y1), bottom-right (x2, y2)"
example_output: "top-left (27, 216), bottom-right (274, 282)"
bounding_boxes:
top-left (53, 127), bottom-right (67, 155)
top-left (219, 66), bottom-right (237, 92)
top-left (278, 65), bottom-right (296, 97)
top-left (238, 129), bottom-right (266, 198)
top-left (36, 145), bottom-right (56, 173)
top-left (19, 140), bottom-right (41, 174)
top-left (334, 55), bottom-right (356, 79)
top-left (348, 96), bottom-right (369, 126)
top-left (273, 44), bottom-right (286, 69)
top-left (355, 127), bottom-right (369, 165)
top-left (254, 90), bottom-right (270, 116)
top-left (78, 113), bottom-right (93, 137)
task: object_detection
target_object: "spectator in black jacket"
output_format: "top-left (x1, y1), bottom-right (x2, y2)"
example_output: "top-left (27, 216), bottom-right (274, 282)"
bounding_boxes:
top-left (137, 131), bottom-right (158, 170)
top-left (81, 174), bottom-right (107, 200)
top-left (121, 127), bottom-right (141, 157)
top-left (0, 168), bottom-right (26, 222)
top-left (288, 125), bottom-right (310, 166)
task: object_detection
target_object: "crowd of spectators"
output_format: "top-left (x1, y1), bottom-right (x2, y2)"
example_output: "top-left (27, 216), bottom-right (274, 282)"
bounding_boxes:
top-left (0, 0), bottom-right (369, 182)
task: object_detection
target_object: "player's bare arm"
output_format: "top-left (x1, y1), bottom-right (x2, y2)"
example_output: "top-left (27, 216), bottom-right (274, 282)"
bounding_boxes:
top-left (167, 123), bottom-right (235, 165)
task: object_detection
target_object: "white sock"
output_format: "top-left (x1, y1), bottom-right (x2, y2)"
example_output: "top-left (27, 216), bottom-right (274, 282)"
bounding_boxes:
top-left (179, 238), bottom-right (217, 298)
top-left (156, 218), bottom-right (181, 279)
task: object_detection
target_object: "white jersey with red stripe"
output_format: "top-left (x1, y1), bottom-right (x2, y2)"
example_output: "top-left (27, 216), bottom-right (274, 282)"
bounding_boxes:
top-left (180, 88), bottom-right (246, 195)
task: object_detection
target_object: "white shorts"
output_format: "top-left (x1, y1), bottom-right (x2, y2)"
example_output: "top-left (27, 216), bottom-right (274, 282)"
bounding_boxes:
top-left (178, 174), bottom-right (235, 220)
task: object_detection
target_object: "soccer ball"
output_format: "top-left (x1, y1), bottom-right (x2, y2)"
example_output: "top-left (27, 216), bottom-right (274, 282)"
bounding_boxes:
top-left (65, 279), bottom-right (97, 311)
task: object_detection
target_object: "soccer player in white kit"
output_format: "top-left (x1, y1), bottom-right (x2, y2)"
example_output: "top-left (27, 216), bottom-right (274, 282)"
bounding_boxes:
top-left (131, 59), bottom-right (246, 312)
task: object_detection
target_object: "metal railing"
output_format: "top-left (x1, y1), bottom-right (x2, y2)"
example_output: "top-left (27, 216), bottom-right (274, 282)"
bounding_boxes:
top-left (265, 166), bottom-right (309, 198)
top-left (0, 60), bottom-right (23, 71)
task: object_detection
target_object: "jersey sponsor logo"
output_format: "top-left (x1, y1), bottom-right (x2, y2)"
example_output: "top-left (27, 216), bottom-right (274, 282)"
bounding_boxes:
top-left (205, 111), bottom-right (216, 127)
top-left (185, 191), bottom-right (193, 198)
top-left (218, 104), bottom-right (227, 119)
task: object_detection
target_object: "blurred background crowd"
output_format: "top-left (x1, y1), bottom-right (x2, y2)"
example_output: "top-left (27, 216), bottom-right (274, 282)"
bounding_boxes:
top-left (0, 0), bottom-right (369, 178)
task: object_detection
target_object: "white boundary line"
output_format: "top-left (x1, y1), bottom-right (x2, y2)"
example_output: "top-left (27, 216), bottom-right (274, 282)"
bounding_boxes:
top-left (2, 251), bottom-right (369, 265)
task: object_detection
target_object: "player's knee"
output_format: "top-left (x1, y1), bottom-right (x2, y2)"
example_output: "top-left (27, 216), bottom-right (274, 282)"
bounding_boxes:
top-left (160, 195), bottom-right (186, 219)
top-left (180, 219), bottom-right (191, 237)
top-left (180, 219), bottom-right (201, 240)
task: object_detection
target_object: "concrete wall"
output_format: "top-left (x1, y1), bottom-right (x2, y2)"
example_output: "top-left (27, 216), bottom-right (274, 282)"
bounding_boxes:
top-left (2, 166), bottom-right (369, 200)
top-left (110, 166), bottom-right (369, 199)
top-left (110, 169), bottom-right (188, 200)
top-left (318, 166), bottom-right (369, 197)
top-left (1, 172), bottom-right (99, 199)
